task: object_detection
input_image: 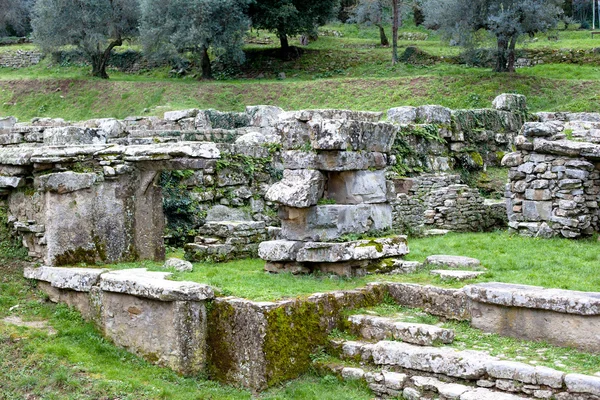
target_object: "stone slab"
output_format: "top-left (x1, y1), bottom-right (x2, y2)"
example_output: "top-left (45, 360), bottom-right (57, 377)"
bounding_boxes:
top-left (24, 266), bottom-right (108, 291)
top-left (307, 119), bottom-right (397, 152)
top-left (35, 172), bottom-right (97, 194)
top-left (463, 282), bottom-right (600, 315)
top-left (425, 255), bottom-right (482, 270)
top-left (294, 236), bottom-right (409, 263)
top-left (282, 150), bottom-right (388, 171)
top-left (348, 314), bottom-right (454, 345)
top-left (431, 270), bottom-right (485, 281)
top-left (265, 169), bottom-right (325, 208)
top-left (99, 269), bottom-right (214, 301)
top-left (326, 170), bottom-right (388, 204)
top-left (258, 240), bottom-right (304, 262)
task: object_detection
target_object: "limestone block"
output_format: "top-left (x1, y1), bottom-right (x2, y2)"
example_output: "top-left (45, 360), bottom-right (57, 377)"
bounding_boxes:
top-left (493, 94), bottom-right (527, 113)
top-left (24, 266), bottom-right (108, 291)
top-left (235, 129), bottom-right (280, 146)
top-left (44, 127), bottom-right (107, 145)
top-left (201, 221), bottom-right (266, 237)
top-left (326, 170), bottom-right (387, 204)
top-left (387, 106), bottom-right (417, 124)
top-left (266, 169), bottom-right (325, 208)
top-left (96, 118), bottom-right (126, 138)
top-left (246, 105), bottom-right (284, 127)
top-left (431, 270), bottom-right (485, 281)
top-left (501, 152), bottom-right (523, 167)
top-left (295, 236), bottom-right (408, 263)
top-left (282, 150), bottom-right (388, 171)
top-left (460, 388), bottom-right (530, 400)
top-left (280, 204), bottom-right (392, 241)
top-left (100, 269), bottom-right (213, 301)
top-left (341, 367), bottom-right (366, 380)
top-left (370, 341), bottom-right (494, 379)
top-left (264, 261), bottom-right (311, 274)
top-left (348, 314), bottom-right (454, 345)
top-left (522, 201), bottom-right (552, 221)
top-left (0, 176), bottom-right (24, 188)
top-left (425, 255), bottom-right (481, 269)
top-left (0, 116), bottom-right (17, 128)
top-left (277, 120), bottom-right (311, 150)
top-left (416, 105), bottom-right (452, 125)
top-left (533, 138), bottom-right (597, 157)
top-left (565, 374), bottom-right (600, 396)
top-left (164, 258), bottom-right (193, 272)
top-left (283, 109), bottom-right (383, 122)
top-left (123, 142), bottom-right (220, 161)
top-left (258, 240), bottom-right (304, 261)
top-left (521, 122), bottom-right (563, 138)
top-left (35, 172), bottom-right (97, 194)
top-left (307, 119), bottom-right (397, 152)
top-left (164, 109), bottom-right (199, 121)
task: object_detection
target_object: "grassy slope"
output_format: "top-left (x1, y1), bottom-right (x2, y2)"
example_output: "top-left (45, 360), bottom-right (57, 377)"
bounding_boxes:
top-left (3, 24), bottom-right (600, 121)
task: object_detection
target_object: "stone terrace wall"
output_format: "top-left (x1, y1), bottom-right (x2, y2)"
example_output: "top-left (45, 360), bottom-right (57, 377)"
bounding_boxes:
top-left (0, 50), bottom-right (42, 68)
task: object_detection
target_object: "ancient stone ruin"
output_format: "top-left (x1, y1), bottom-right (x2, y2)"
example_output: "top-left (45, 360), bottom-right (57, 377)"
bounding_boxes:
top-left (503, 112), bottom-right (600, 238)
top-left (258, 112), bottom-right (408, 276)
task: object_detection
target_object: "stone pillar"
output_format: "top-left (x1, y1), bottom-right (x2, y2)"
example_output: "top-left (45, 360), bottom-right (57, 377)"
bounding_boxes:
top-left (259, 113), bottom-right (409, 276)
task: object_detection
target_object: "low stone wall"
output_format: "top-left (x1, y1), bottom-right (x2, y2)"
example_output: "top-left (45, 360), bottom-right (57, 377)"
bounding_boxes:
top-left (0, 50), bottom-right (42, 68)
top-left (25, 266), bottom-right (214, 375)
top-left (391, 174), bottom-right (507, 233)
top-left (24, 267), bottom-right (600, 392)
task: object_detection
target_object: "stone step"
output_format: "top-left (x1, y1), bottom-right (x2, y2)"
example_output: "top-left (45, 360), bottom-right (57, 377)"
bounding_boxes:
top-left (347, 314), bottom-right (454, 346)
top-left (331, 339), bottom-right (600, 399)
top-left (430, 270), bottom-right (486, 281)
top-left (323, 362), bottom-right (531, 400)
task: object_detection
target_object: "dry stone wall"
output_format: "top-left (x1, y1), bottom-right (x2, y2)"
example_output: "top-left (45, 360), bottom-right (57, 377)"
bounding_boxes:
top-left (0, 50), bottom-right (42, 68)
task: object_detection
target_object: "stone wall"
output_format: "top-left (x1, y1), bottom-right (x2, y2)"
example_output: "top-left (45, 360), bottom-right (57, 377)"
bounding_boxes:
top-left (0, 50), bottom-right (42, 68)
top-left (503, 114), bottom-right (600, 238)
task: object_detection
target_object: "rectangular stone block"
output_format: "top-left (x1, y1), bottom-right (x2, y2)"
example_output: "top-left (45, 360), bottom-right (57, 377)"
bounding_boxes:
top-left (282, 150), bottom-right (388, 171)
top-left (307, 120), bottom-right (397, 153)
top-left (279, 204), bottom-right (392, 241)
top-left (326, 170), bottom-right (387, 204)
top-left (522, 201), bottom-right (552, 221)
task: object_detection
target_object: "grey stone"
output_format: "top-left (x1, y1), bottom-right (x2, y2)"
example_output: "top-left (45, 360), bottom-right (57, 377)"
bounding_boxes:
top-left (24, 266), bottom-right (108, 291)
top-left (522, 122), bottom-right (563, 138)
top-left (99, 269), bottom-right (213, 301)
top-left (123, 142), bottom-right (220, 160)
top-left (235, 130), bottom-right (280, 146)
top-left (460, 388), bottom-right (530, 400)
top-left (96, 118), bottom-right (126, 138)
top-left (502, 152), bottom-right (523, 167)
top-left (164, 258), bottom-right (193, 272)
top-left (348, 314), bottom-right (454, 345)
top-left (280, 204), bottom-right (392, 241)
top-left (326, 170), bottom-right (387, 204)
top-left (205, 205), bottom-right (252, 222)
top-left (307, 119), bottom-right (397, 152)
top-left (402, 387), bottom-right (421, 400)
top-left (341, 367), bottom-right (365, 380)
top-left (425, 255), bottom-right (482, 269)
top-left (258, 240), bottom-right (304, 261)
top-left (282, 150), bottom-right (388, 171)
top-left (44, 127), bottom-right (107, 145)
top-left (416, 105), bottom-right (452, 124)
top-left (266, 169), bottom-right (325, 208)
top-left (164, 109), bottom-right (198, 121)
top-left (431, 270), bottom-right (485, 281)
top-left (387, 106), bottom-right (417, 124)
top-left (493, 94), bottom-right (527, 113)
top-left (565, 374), bottom-right (600, 395)
top-left (35, 172), bottom-right (97, 194)
top-left (370, 340), bottom-right (493, 379)
top-left (246, 105), bottom-right (284, 127)
top-left (285, 109), bottom-right (383, 122)
top-left (0, 116), bottom-right (17, 128)
top-left (0, 176), bottom-right (24, 188)
top-left (522, 201), bottom-right (552, 221)
top-left (295, 236), bottom-right (409, 263)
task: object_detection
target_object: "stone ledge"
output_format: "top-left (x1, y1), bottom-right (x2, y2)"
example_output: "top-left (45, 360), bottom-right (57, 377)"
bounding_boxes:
top-left (463, 282), bottom-right (600, 316)
top-left (24, 266), bottom-right (108, 292)
top-left (99, 269), bottom-right (214, 301)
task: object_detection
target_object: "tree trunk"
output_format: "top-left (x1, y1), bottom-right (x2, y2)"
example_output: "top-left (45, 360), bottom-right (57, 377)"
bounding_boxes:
top-left (494, 36), bottom-right (509, 72)
top-left (507, 35), bottom-right (517, 73)
top-left (391, 0), bottom-right (399, 64)
top-left (278, 29), bottom-right (290, 59)
top-left (91, 37), bottom-right (122, 79)
top-left (201, 45), bottom-right (212, 79)
top-left (377, 24), bottom-right (389, 46)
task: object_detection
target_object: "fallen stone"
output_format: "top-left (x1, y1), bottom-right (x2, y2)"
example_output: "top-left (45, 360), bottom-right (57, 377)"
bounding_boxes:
top-left (266, 169), bottom-right (325, 208)
top-left (99, 269), bottom-right (214, 301)
top-left (423, 229), bottom-right (450, 237)
top-left (425, 255), bottom-right (482, 270)
top-left (24, 266), bottom-right (108, 291)
top-left (431, 270), bottom-right (485, 281)
top-left (164, 258), bottom-right (193, 272)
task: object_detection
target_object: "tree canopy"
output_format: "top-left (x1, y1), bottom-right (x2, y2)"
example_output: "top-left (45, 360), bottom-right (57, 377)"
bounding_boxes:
top-left (139, 0), bottom-right (251, 79)
top-left (249, 0), bottom-right (340, 57)
top-left (422, 0), bottom-right (563, 72)
top-left (0, 0), bottom-right (33, 37)
top-left (31, 0), bottom-right (139, 78)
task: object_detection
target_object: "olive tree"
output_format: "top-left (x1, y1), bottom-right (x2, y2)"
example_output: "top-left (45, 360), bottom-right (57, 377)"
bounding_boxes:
top-left (349, 0), bottom-right (391, 45)
top-left (31, 0), bottom-right (138, 78)
top-left (249, 0), bottom-right (340, 58)
top-left (422, 0), bottom-right (563, 72)
top-left (0, 0), bottom-right (33, 37)
top-left (139, 0), bottom-right (251, 79)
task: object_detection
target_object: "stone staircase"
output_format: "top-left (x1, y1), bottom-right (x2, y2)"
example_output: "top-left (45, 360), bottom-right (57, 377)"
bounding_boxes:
top-left (317, 311), bottom-right (600, 400)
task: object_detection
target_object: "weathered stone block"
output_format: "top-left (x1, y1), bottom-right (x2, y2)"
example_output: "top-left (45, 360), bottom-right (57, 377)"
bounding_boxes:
top-left (258, 240), bottom-right (304, 261)
top-left (282, 150), bottom-right (388, 171)
top-left (295, 236), bottom-right (408, 263)
top-left (326, 170), bottom-right (387, 204)
top-left (387, 106), bottom-right (417, 124)
top-left (307, 119), bottom-right (397, 152)
top-left (35, 172), bottom-right (97, 194)
top-left (266, 169), bottom-right (325, 208)
top-left (522, 201), bottom-right (552, 221)
top-left (44, 127), bottom-right (107, 145)
top-left (279, 204), bottom-right (392, 241)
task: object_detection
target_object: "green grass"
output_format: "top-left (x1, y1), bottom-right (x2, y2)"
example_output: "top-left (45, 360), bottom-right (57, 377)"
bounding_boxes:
top-left (343, 303), bottom-right (600, 376)
top-left (0, 263), bottom-right (373, 400)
